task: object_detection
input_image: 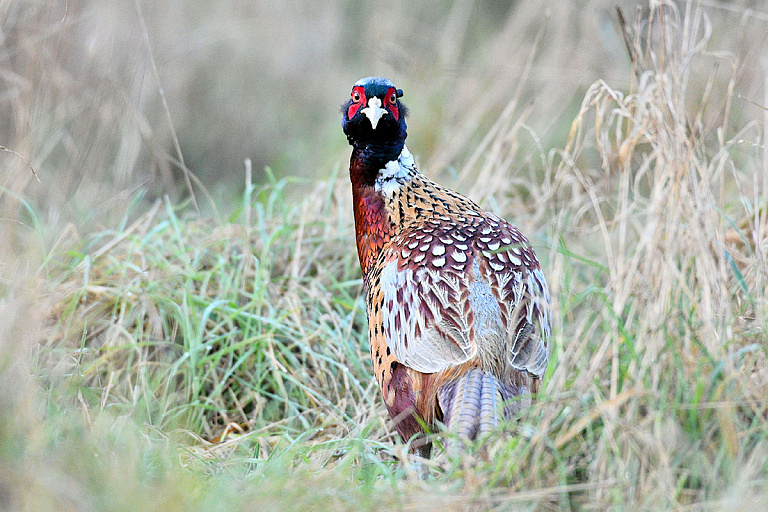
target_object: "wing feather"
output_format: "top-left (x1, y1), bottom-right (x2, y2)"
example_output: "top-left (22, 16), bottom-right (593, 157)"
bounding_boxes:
top-left (368, 218), bottom-right (550, 379)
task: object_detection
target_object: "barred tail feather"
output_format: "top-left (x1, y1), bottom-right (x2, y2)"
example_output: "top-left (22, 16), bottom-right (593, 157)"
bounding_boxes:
top-left (437, 368), bottom-right (521, 440)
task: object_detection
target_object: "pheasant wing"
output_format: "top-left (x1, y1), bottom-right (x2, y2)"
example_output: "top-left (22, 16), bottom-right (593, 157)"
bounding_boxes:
top-left (367, 215), bottom-right (550, 377)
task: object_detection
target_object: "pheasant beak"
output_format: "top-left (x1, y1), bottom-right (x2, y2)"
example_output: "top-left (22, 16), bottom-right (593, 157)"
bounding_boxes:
top-left (361, 96), bottom-right (388, 130)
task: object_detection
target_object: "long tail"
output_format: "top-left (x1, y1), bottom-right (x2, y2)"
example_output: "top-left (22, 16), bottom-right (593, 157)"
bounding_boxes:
top-left (437, 368), bottom-right (522, 440)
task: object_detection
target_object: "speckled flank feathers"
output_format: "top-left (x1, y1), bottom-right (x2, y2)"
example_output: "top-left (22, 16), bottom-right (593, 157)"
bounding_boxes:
top-left (342, 77), bottom-right (550, 455)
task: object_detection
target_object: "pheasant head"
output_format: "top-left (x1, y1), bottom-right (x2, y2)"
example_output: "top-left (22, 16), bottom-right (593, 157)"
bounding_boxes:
top-left (341, 76), bottom-right (408, 169)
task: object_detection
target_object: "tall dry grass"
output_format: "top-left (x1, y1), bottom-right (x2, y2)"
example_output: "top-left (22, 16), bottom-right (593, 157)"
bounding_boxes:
top-left (1, 0), bottom-right (767, 510)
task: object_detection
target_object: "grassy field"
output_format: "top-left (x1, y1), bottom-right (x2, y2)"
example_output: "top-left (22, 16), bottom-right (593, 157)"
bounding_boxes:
top-left (2, 0), bottom-right (768, 510)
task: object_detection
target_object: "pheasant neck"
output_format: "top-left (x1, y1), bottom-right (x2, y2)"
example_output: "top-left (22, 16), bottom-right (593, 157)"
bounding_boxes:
top-left (349, 143), bottom-right (403, 278)
top-left (348, 140), bottom-right (404, 187)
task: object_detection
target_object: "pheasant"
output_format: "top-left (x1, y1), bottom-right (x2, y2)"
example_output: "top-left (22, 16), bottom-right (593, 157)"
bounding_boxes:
top-left (341, 77), bottom-right (551, 456)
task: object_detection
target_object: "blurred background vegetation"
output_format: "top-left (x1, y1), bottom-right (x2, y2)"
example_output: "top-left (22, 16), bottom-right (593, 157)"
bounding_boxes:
top-left (2, 1), bottom-right (635, 223)
top-left (2, 0), bottom-right (768, 510)
top-left (3, 0), bottom-right (765, 226)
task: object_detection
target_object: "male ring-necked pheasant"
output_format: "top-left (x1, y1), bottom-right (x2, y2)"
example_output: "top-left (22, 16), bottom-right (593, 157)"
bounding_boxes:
top-left (342, 77), bottom-right (551, 456)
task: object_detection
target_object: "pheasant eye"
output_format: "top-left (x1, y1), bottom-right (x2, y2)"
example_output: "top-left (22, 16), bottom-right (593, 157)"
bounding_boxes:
top-left (352, 91), bottom-right (361, 102)
top-left (389, 92), bottom-right (397, 104)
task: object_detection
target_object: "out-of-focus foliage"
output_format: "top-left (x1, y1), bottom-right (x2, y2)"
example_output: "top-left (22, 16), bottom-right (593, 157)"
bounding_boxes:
top-left (3, 1), bottom-right (642, 223)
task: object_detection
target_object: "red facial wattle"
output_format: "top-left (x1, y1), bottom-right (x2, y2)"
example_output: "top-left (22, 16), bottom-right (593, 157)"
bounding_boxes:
top-left (348, 86), bottom-right (400, 122)
top-left (348, 86), bottom-right (366, 120)
top-left (384, 87), bottom-right (399, 121)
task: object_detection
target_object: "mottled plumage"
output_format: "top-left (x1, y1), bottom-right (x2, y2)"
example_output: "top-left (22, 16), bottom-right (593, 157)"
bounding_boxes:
top-left (342, 77), bottom-right (550, 455)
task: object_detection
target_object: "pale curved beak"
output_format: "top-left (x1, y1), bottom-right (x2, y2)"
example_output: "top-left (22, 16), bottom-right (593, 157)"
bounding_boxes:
top-left (361, 96), bottom-right (388, 129)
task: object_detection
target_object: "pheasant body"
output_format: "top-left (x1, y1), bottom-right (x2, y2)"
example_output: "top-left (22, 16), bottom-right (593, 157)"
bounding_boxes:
top-left (342, 77), bottom-right (550, 454)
